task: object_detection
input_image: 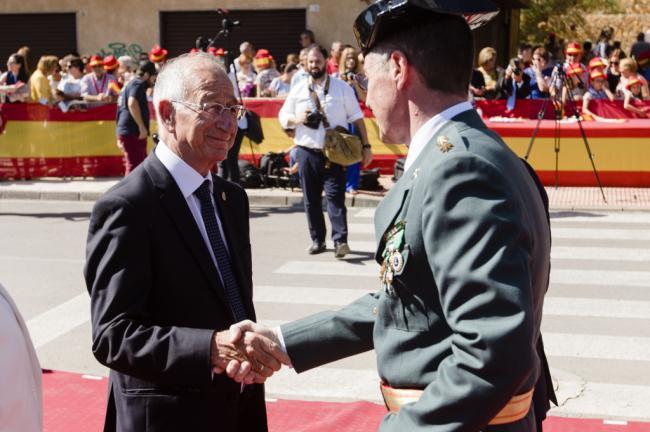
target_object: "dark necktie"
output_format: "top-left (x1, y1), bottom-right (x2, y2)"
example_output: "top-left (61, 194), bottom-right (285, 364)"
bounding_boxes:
top-left (194, 180), bottom-right (248, 322)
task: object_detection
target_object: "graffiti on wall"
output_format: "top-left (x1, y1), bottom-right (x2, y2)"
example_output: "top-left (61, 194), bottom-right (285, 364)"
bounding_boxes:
top-left (98, 42), bottom-right (145, 59)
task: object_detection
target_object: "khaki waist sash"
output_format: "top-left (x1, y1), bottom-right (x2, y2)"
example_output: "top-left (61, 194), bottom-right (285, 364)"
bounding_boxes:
top-left (380, 382), bottom-right (534, 425)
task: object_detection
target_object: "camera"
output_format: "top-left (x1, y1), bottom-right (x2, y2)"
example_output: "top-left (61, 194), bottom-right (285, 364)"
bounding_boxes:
top-left (510, 58), bottom-right (522, 76)
top-left (304, 111), bottom-right (323, 129)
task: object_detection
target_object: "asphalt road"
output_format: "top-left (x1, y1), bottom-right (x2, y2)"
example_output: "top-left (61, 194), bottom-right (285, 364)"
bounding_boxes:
top-left (1, 199), bottom-right (649, 421)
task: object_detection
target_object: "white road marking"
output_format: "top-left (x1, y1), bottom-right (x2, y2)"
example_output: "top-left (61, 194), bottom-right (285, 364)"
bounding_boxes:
top-left (255, 285), bottom-right (374, 305)
top-left (551, 246), bottom-right (650, 261)
top-left (551, 382), bottom-right (650, 420)
top-left (0, 255), bottom-right (83, 264)
top-left (545, 333), bottom-right (650, 362)
top-left (552, 227), bottom-right (650, 241)
top-left (347, 223), bottom-right (376, 234)
top-left (276, 261), bottom-right (650, 288)
top-left (543, 297), bottom-right (650, 319)
top-left (551, 212), bottom-right (650, 223)
top-left (353, 209), bottom-right (376, 219)
top-left (26, 293), bottom-right (89, 349)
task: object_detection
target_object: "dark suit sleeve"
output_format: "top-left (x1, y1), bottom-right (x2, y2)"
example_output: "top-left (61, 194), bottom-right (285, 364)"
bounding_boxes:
top-left (280, 293), bottom-right (378, 373)
top-left (380, 154), bottom-right (537, 431)
top-left (84, 195), bottom-right (214, 386)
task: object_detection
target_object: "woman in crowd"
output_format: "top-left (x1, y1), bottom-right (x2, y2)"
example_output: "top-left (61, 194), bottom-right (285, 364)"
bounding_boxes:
top-left (237, 58), bottom-right (256, 97)
top-left (0, 53), bottom-right (30, 103)
top-left (48, 62), bottom-right (62, 99)
top-left (617, 58), bottom-right (649, 99)
top-left (268, 63), bottom-right (297, 98)
top-left (476, 47), bottom-right (501, 100)
top-left (29, 55), bottom-right (59, 105)
top-left (17, 46), bottom-right (31, 76)
top-left (582, 69), bottom-right (616, 121)
top-left (606, 53), bottom-right (622, 94)
top-left (525, 47), bottom-right (553, 99)
top-left (56, 57), bottom-right (85, 111)
top-left (623, 77), bottom-right (650, 117)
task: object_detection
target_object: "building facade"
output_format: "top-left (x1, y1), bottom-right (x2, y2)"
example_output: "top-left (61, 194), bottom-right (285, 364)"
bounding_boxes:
top-left (0, 0), bottom-right (526, 71)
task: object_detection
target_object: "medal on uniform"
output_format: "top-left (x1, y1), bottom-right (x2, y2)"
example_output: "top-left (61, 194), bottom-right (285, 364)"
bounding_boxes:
top-left (380, 220), bottom-right (406, 294)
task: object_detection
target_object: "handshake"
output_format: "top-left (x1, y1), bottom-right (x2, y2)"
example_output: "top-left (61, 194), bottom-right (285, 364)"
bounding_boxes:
top-left (211, 320), bottom-right (292, 385)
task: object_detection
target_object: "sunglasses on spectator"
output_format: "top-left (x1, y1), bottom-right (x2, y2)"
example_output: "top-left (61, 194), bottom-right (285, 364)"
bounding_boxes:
top-left (610, 61), bottom-right (619, 65)
top-left (172, 100), bottom-right (246, 120)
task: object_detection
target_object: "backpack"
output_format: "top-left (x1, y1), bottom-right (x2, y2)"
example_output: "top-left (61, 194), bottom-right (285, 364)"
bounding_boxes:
top-left (259, 152), bottom-right (293, 188)
top-left (359, 168), bottom-right (382, 191)
top-left (238, 160), bottom-right (263, 189)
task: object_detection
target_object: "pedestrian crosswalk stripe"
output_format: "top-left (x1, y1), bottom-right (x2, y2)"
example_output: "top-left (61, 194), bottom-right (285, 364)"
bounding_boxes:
top-left (551, 227), bottom-right (650, 241)
top-left (550, 269), bottom-right (650, 287)
top-left (255, 285), bottom-right (374, 305)
top-left (255, 285), bottom-right (650, 320)
top-left (551, 246), bottom-right (650, 261)
top-left (545, 333), bottom-right (650, 362)
top-left (353, 209), bottom-right (376, 219)
top-left (543, 297), bottom-right (650, 319)
top-left (276, 261), bottom-right (650, 288)
top-left (26, 293), bottom-right (89, 349)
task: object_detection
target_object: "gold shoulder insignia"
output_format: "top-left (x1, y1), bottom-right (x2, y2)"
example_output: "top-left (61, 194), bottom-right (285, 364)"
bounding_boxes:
top-left (437, 136), bottom-right (454, 153)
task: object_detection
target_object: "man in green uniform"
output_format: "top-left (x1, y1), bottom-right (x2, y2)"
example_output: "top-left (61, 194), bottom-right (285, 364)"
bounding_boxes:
top-left (227, 1), bottom-right (556, 430)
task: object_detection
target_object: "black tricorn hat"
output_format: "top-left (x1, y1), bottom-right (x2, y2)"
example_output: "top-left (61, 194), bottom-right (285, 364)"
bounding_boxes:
top-left (354, 0), bottom-right (500, 53)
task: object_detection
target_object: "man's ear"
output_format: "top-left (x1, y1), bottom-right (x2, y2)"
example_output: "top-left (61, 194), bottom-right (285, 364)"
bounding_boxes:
top-left (389, 50), bottom-right (410, 91)
top-left (158, 100), bottom-right (175, 132)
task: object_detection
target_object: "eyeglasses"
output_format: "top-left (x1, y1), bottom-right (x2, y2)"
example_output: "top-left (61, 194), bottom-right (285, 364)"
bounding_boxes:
top-left (172, 100), bottom-right (246, 120)
top-left (353, 0), bottom-right (499, 54)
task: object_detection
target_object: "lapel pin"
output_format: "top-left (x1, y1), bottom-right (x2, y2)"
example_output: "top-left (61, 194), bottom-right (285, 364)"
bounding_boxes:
top-left (437, 136), bottom-right (454, 153)
top-left (221, 191), bottom-right (227, 201)
top-left (412, 168), bottom-right (420, 179)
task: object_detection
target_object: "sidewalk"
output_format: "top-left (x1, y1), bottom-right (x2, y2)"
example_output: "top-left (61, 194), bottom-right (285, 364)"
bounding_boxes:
top-left (1, 177), bottom-right (650, 210)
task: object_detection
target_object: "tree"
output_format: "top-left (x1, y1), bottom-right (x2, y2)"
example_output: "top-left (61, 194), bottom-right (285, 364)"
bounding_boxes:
top-left (521, 0), bottom-right (621, 45)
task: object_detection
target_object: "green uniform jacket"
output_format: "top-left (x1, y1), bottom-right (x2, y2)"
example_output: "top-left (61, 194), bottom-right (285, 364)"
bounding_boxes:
top-left (281, 109), bottom-right (554, 431)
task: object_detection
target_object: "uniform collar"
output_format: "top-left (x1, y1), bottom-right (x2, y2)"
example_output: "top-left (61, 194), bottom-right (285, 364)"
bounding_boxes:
top-left (154, 140), bottom-right (212, 199)
top-left (404, 101), bottom-right (473, 172)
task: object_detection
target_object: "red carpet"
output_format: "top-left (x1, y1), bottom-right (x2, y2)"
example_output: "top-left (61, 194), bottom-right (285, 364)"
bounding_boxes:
top-left (43, 370), bottom-right (648, 432)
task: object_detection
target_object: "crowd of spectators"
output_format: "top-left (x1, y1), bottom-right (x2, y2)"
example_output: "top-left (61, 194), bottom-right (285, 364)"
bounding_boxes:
top-left (0, 26), bottom-right (648, 118)
top-left (471, 27), bottom-right (650, 118)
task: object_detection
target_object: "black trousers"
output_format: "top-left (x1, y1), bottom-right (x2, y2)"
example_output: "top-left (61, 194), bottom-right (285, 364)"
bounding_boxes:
top-left (295, 146), bottom-right (347, 244)
top-left (219, 128), bottom-right (246, 183)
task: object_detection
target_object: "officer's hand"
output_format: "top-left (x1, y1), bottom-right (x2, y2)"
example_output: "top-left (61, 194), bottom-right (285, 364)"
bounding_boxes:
top-left (362, 146), bottom-right (373, 168)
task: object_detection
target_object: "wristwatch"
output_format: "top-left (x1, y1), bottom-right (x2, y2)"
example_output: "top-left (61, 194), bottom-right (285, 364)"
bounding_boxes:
top-left (362, 143), bottom-right (371, 149)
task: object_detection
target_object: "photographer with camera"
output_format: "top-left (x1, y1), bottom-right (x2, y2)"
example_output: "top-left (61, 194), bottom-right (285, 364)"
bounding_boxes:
top-left (279, 46), bottom-right (372, 258)
top-left (498, 57), bottom-right (531, 110)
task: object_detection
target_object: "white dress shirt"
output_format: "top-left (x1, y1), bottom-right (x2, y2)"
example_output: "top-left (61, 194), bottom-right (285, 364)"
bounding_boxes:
top-left (155, 141), bottom-right (230, 282)
top-left (279, 75), bottom-right (364, 150)
top-left (404, 101), bottom-right (474, 172)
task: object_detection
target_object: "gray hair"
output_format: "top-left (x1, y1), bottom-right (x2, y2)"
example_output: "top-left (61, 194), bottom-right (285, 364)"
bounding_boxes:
top-left (240, 41), bottom-right (251, 54)
top-left (117, 55), bottom-right (136, 71)
top-left (153, 52), bottom-right (226, 124)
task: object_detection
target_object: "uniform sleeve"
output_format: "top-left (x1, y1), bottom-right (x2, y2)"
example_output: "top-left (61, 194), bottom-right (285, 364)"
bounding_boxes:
top-left (84, 195), bottom-right (214, 386)
top-left (379, 154), bottom-right (537, 431)
top-left (280, 292), bottom-right (378, 372)
top-left (342, 82), bottom-right (364, 123)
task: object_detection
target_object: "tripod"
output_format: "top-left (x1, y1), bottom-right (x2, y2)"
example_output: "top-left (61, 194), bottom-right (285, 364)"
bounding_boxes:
top-left (524, 64), bottom-right (607, 202)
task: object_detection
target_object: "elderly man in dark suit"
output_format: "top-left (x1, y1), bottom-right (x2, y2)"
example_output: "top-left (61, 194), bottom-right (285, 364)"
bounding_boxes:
top-left (84, 52), bottom-right (288, 432)
top-left (228, 1), bottom-right (557, 431)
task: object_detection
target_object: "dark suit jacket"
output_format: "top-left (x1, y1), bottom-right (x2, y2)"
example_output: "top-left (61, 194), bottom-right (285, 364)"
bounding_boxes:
top-left (84, 152), bottom-right (266, 432)
top-left (281, 110), bottom-right (555, 431)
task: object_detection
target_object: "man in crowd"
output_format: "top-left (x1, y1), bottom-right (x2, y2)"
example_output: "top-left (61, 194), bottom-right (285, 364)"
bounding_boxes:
top-left (149, 45), bottom-right (168, 72)
top-left (499, 57), bottom-right (532, 108)
top-left (81, 55), bottom-right (118, 105)
top-left (235, 41), bottom-right (255, 73)
top-left (291, 48), bottom-right (311, 88)
top-left (85, 52), bottom-right (287, 432)
top-left (299, 29), bottom-right (318, 50)
top-left (327, 41), bottom-right (343, 74)
top-left (115, 60), bottom-right (156, 175)
top-left (279, 46), bottom-right (372, 258)
top-left (229, 1), bottom-right (556, 430)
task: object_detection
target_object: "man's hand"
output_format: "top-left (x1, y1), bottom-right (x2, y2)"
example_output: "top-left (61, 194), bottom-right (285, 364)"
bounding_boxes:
top-left (294, 110), bottom-right (311, 126)
top-left (362, 146), bottom-right (373, 168)
top-left (138, 125), bottom-right (148, 140)
top-left (225, 320), bottom-right (292, 384)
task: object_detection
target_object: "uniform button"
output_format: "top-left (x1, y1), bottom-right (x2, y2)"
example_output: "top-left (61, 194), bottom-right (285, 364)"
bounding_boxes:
top-left (372, 307), bottom-right (378, 316)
